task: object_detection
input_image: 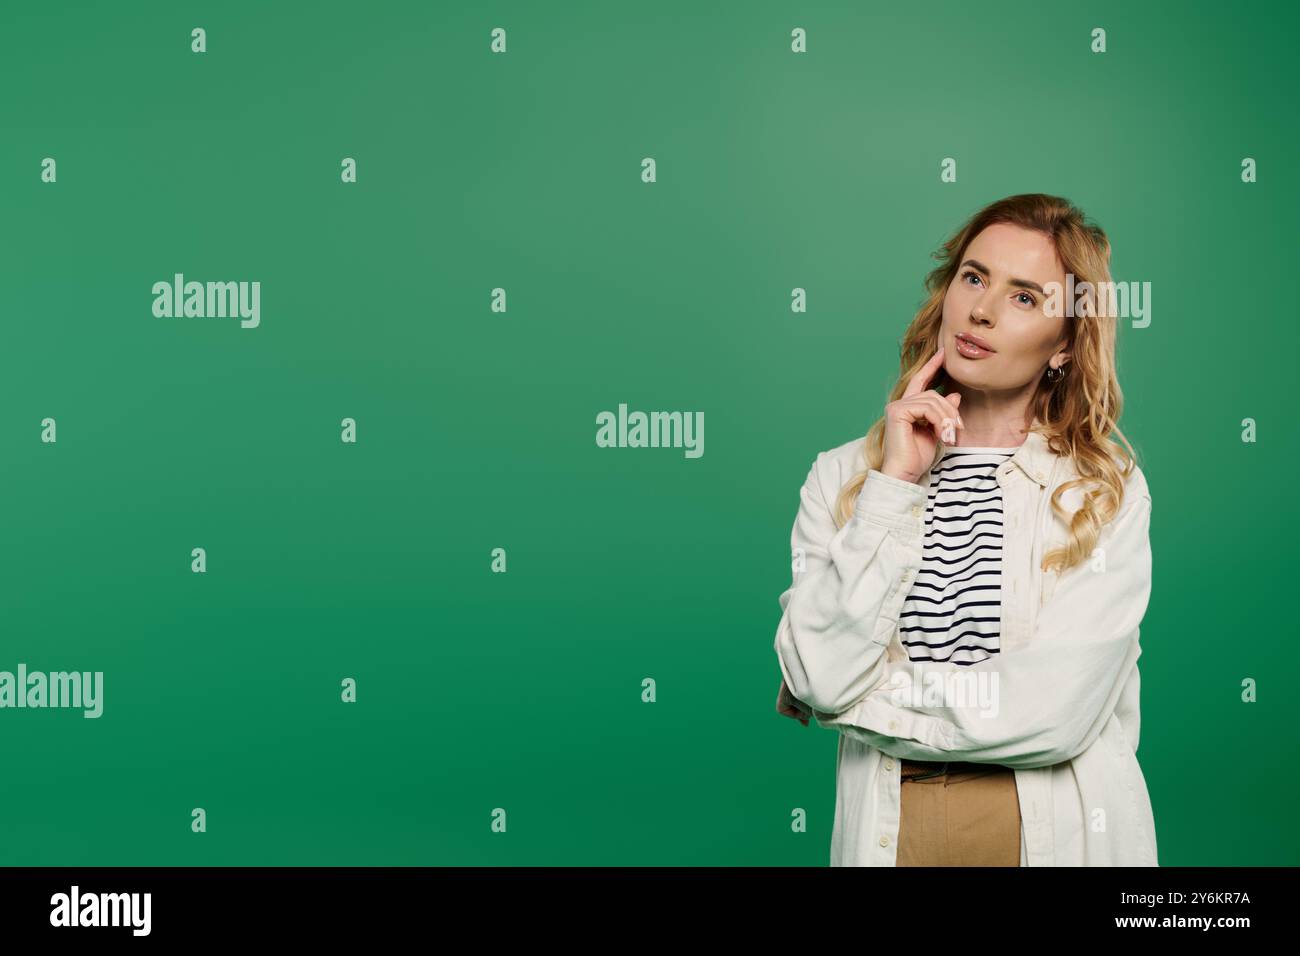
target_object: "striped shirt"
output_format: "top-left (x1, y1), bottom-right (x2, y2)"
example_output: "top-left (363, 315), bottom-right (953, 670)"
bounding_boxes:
top-left (897, 446), bottom-right (1020, 665)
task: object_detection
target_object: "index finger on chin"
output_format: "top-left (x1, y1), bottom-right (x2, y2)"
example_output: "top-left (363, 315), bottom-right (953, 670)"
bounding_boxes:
top-left (903, 346), bottom-right (946, 398)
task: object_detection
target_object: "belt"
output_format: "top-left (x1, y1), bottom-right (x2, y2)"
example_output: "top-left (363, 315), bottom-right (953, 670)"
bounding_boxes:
top-left (899, 758), bottom-right (1010, 781)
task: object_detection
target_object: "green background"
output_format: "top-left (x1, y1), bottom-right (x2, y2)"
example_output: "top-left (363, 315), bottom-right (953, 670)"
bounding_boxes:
top-left (1, 0), bottom-right (1295, 865)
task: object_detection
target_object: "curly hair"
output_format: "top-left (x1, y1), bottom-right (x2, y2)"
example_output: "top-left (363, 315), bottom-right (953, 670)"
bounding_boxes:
top-left (833, 193), bottom-right (1139, 574)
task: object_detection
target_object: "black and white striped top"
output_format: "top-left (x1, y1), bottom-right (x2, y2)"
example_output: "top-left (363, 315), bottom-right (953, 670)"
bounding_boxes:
top-left (898, 446), bottom-right (1020, 666)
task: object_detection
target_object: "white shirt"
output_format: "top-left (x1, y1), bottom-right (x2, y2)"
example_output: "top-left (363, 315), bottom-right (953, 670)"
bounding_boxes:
top-left (773, 425), bottom-right (1158, 866)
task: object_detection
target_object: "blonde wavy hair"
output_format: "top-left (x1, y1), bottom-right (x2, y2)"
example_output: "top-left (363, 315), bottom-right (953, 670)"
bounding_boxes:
top-left (833, 193), bottom-right (1138, 574)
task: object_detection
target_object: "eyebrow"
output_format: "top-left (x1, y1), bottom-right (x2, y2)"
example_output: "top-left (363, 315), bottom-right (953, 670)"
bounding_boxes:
top-left (960, 258), bottom-right (1046, 296)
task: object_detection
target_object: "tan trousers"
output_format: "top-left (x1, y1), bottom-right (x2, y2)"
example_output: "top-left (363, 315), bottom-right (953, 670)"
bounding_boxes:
top-left (897, 760), bottom-right (1022, 866)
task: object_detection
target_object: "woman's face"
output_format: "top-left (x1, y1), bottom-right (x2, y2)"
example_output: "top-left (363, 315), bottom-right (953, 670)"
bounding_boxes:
top-left (940, 222), bottom-right (1071, 393)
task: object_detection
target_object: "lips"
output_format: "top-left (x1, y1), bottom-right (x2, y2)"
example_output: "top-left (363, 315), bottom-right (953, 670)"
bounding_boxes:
top-left (954, 332), bottom-right (995, 358)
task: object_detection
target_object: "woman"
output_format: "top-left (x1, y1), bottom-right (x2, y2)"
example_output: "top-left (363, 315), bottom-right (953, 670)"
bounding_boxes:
top-left (773, 193), bottom-right (1157, 866)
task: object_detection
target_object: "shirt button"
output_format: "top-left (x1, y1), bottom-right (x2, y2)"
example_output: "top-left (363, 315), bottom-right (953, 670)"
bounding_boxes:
top-left (910, 505), bottom-right (922, 518)
top-left (883, 759), bottom-right (894, 771)
top-left (879, 836), bottom-right (890, 847)
top-left (888, 720), bottom-right (899, 732)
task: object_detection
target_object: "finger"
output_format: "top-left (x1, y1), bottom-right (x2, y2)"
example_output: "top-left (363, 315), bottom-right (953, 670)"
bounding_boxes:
top-left (902, 346), bottom-right (947, 399)
top-left (894, 394), bottom-right (956, 439)
top-left (903, 393), bottom-right (964, 439)
top-left (778, 694), bottom-right (812, 720)
top-left (920, 391), bottom-right (965, 430)
top-left (781, 698), bottom-right (810, 716)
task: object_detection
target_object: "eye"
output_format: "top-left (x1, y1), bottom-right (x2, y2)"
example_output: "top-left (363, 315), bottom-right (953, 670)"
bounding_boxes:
top-left (961, 269), bottom-right (983, 287)
top-left (1014, 291), bottom-right (1036, 307)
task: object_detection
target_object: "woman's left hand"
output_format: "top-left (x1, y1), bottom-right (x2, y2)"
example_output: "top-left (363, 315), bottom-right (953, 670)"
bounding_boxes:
top-left (776, 677), bottom-right (811, 727)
